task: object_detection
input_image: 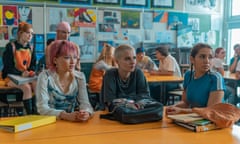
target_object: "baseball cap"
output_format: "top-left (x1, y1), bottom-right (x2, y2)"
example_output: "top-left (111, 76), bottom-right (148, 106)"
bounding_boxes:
top-left (56, 21), bottom-right (71, 33)
top-left (136, 47), bottom-right (145, 54)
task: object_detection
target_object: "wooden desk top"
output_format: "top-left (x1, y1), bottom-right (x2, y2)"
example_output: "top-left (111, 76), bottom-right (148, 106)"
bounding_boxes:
top-left (224, 71), bottom-right (238, 80)
top-left (1, 111), bottom-right (240, 144)
top-left (144, 73), bottom-right (183, 83)
top-left (0, 111), bottom-right (173, 144)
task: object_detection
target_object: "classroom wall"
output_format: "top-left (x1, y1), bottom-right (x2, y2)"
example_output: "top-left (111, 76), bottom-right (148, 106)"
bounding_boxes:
top-left (0, 0), bottom-right (224, 81)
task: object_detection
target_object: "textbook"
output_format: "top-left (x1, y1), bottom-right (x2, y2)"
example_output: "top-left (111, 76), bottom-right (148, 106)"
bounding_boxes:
top-left (8, 74), bottom-right (38, 85)
top-left (174, 121), bottom-right (219, 132)
top-left (0, 115), bottom-right (56, 133)
top-left (167, 113), bottom-right (204, 123)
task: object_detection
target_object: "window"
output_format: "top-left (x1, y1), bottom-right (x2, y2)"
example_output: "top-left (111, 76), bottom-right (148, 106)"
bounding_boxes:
top-left (231, 0), bottom-right (240, 16)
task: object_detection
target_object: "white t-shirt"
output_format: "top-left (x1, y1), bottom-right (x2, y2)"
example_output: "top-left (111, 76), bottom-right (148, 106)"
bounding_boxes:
top-left (159, 55), bottom-right (182, 77)
top-left (236, 61), bottom-right (240, 71)
top-left (211, 57), bottom-right (224, 72)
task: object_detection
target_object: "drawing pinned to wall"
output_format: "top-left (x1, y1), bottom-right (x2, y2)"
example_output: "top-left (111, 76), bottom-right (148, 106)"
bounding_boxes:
top-left (177, 25), bottom-right (193, 47)
top-left (168, 12), bottom-right (188, 30)
top-left (8, 26), bottom-right (18, 41)
top-left (48, 8), bottom-right (69, 32)
top-left (0, 26), bottom-right (9, 47)
top-left (18, 6), bottom-right (32, 24)
top-left (185, 0), bottom-right (220, 13)
top-left (113, 28), bottom-right (128, 41)
top-left (153, 11), bottom-right (168, 23)
top-left (3, 5), bottom-right (18, 26)
top-left (100, 10), bottom-right (121, 24)
top-left (188, 18), bottom-right (200, 32)
top-left (99, 23), bottom-right (115, 32)
top-left (144, 30), bottom-right (154, 42)
top-left (68, 8), bottom-right (96, 27)
top-left (70, 26), bottom-right (80, 36)
top-left (79, 28), bottom-right (96, 62)
top-left (128, 29), bottom-right (142, 45)
top-left (121, 11), bottom-right (140, 29)
top-left (142, 12), bottom-right (153, 29)
top-left (155, 31), bottom-right (174, 44)
top-left (0, 26), bottom-right (9, 40)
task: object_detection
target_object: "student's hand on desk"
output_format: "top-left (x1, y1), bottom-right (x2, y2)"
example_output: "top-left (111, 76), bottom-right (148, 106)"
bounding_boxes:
top-left (166, 106), bottom-right (182, 115)
top-left (77, 110), bottom-right (90, 121)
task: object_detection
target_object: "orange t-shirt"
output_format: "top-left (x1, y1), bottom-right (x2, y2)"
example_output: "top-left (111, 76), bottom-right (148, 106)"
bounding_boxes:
top-left (88, 68), bottom-right (104, 93)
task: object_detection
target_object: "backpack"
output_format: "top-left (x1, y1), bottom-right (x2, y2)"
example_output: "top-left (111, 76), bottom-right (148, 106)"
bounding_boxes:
top-left (100, 98), bottom-right (163, 124)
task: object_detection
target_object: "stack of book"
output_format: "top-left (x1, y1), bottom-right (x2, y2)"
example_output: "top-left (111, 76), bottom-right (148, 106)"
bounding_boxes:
top-left (168, 113), bottom-right (220, 132)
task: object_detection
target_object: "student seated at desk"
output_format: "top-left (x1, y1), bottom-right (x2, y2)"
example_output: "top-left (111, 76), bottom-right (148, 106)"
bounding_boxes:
top-left (36, 40), bottom-right (93, 122)
top-left (229, 44), bottom-right (240, 73)
top-left (101, 44), bottom-right (150, 106)
top-left (136, 47), bottom-right (158, 72)
top-left (88, 43), bottom-right (117, 93)
top-left (211, 47), bottom-right (235, 104)
top-left (166, 43), bottom-right (225, 115)
top-left (2, 22), bottom-right (37, 114)
top-left (149, 46), bottom-right (181, 77)
top-left (211, 47), bottom-right (226, 76)
top-left (149, 46), bottom-right (182, 104)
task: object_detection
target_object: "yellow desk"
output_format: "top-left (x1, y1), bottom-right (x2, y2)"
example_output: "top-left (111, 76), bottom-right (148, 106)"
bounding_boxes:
top-left (1, 112), bottom-right (240, 144)
top-left (0, 112), bottom-right (173, 144)
top-left (145, 73), bottom-right (183, 104)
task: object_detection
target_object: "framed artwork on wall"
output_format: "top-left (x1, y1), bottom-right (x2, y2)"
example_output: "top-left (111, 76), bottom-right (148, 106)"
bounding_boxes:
top-left (122, 0), bottom-right (149, 8)
top-left (93, 0), bottom-right (120, 5)
top-left (151, 0), bottom-right (174, 8)
top-left (60, 0), bottom-right (91, 5)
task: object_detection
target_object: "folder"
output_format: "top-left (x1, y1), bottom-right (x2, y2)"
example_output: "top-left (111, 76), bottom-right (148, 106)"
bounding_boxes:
top-left (8, 74), bottom-right (38, 85)
top-left (0, 115), bottom-right (56, 133)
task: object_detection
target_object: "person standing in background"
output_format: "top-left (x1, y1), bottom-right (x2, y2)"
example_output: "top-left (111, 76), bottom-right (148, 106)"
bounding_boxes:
top-left (2, 22), bottom-right (37, 114)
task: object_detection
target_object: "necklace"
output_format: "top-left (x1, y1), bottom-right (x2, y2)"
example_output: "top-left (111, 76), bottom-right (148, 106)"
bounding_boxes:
top-left (117, 75), bottom-right (130, 88)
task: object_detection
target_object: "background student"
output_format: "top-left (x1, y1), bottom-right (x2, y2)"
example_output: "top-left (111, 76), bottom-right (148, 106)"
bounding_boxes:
top-left (150, 46), bottom-right (181, 77)
top-left (149, 46), bottom-right (182, 104)
top-left (211, 47), bottom-right (226, 75)
top-left (1, 22), bottom-right (37, 114)
top-left (229, 44), bottom-right (240, 73)
top-left (101, 44), bottom-right (150, 107)
top-left (36, 40), bottom-right (93, 122)
top-left (135, 47), bottom-right (158, 72)
top-left (45, 21), bottom-right (81, 71)
top-left (166, 43), bottom-right (225, 115)
top-left (88, 43), bottom-right (117, 93)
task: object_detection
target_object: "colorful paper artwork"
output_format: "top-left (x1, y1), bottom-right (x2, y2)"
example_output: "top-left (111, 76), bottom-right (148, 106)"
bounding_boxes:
top-left (2, 5), bottom-right (18, 26)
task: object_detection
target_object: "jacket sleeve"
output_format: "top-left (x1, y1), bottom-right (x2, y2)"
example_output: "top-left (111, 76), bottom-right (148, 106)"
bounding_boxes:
top-left (2, 42), bottom-right (22, 78)
top-left (28, 44), bottom-right (36, 71)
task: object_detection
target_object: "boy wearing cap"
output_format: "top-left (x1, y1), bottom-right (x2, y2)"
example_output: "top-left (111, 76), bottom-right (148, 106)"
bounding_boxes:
top-left (136, 47), bottom-right (158, 72)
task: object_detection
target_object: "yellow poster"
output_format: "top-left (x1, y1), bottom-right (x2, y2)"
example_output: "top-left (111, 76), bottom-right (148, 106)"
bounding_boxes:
top-left (0, 5), bottom-right (2, 25)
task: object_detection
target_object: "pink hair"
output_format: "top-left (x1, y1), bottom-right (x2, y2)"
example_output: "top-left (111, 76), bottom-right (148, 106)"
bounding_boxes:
top-left (49, 40), bottom-right (78, 71)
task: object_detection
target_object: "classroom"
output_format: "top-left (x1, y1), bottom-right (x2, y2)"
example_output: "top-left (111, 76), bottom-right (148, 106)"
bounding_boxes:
top-left (0, 0), bottom-right (240, 143)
